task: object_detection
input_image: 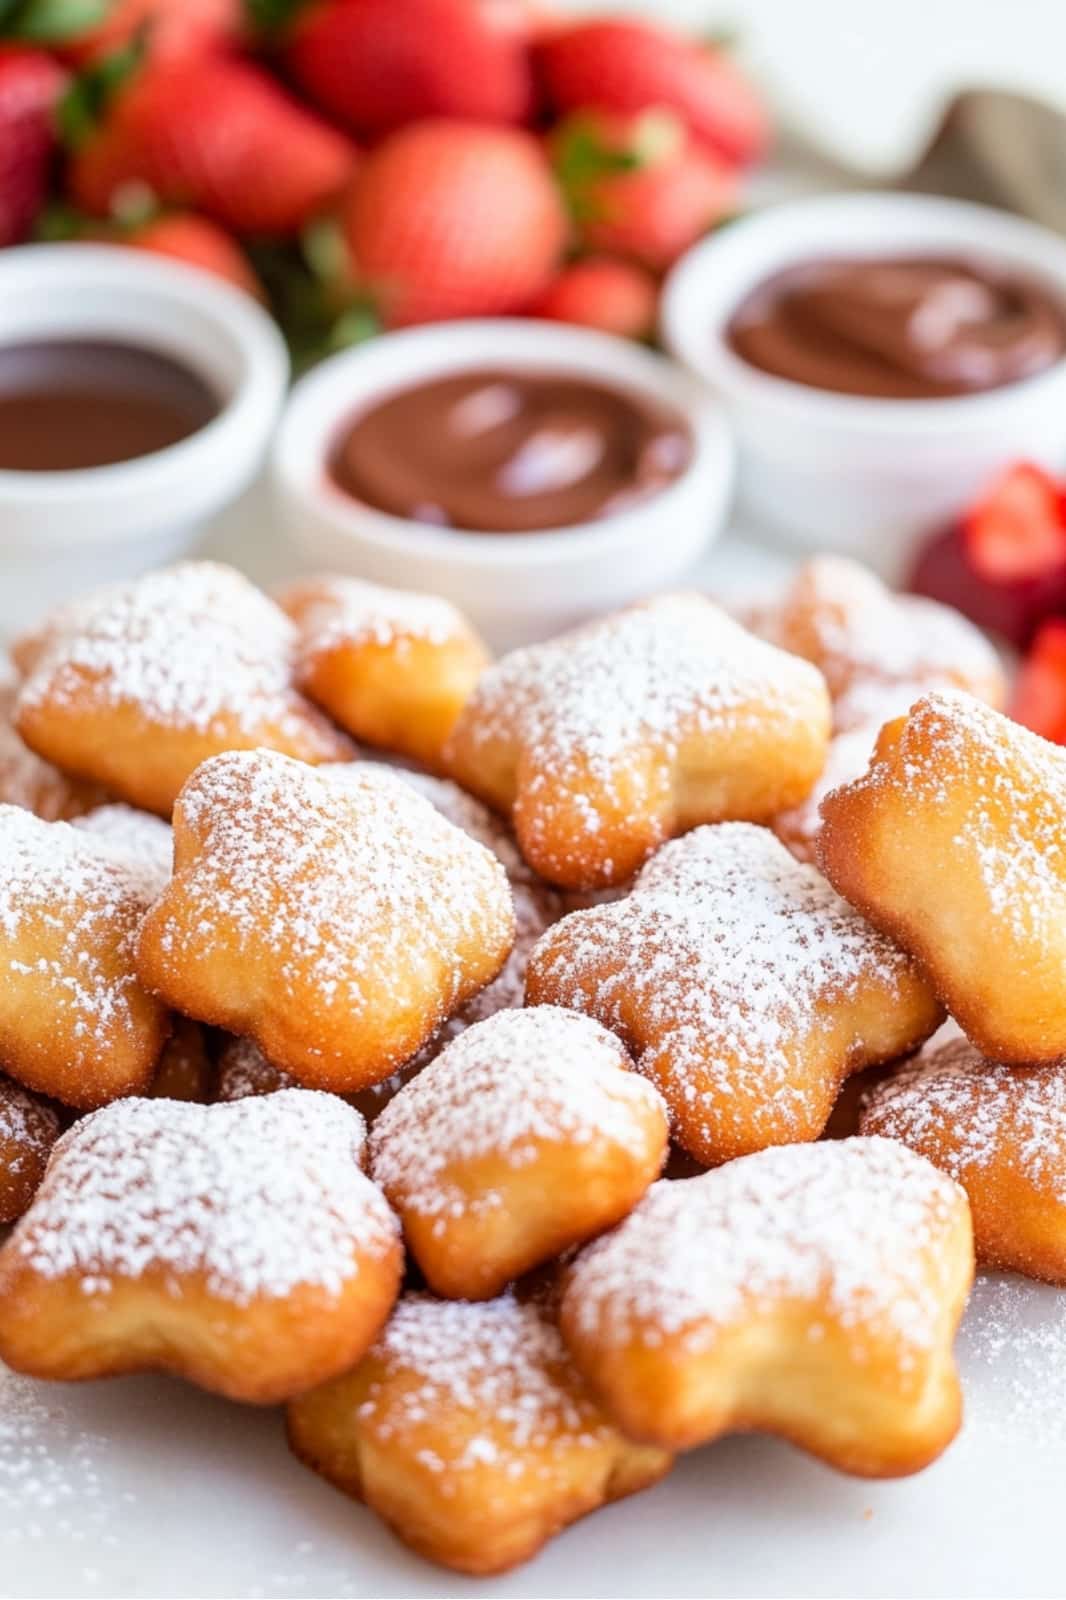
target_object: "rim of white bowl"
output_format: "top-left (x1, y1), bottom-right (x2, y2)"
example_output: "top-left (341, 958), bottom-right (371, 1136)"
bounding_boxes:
top-left (661, 191), bottom-right (1066, 437)
top-left (273, 318), bottom-right (734, 570)
top-left (0, 243), bottom-right (289, 531)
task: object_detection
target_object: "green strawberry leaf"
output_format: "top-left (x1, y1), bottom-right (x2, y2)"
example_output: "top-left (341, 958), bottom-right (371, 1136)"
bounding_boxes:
top-left (1, 0), bottom-right (110, 42)
top-left (243, 0), bottom-right (308, 37)
top-left (58, 34), bottom-right (142, 146)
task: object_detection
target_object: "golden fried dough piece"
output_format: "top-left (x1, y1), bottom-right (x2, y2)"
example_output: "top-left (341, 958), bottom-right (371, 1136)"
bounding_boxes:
top-left (0, 805), bottom-right (170, 1108)
top-left (444, 594), bottom-right (831, 890)
top-left (278, 576), bottom-right (489, 773)
top-left (214, 1033), bottom-right (419, 1127)
top-left (0, 676), bottom-right (111, 820)
top-left (819, 692), bottom-right (1066, 1063)
top-left (138, 753), bottom-right (515, 1093)
top-left (0, 1076), bottom-right (60, 1224)
top-left (370, 1008), bottom-right (668, 1299)
top-left (749, 556), bottom-right (1005, 732)
top-left (527, 823), bottom-right (941, 1165)
top-left (560, 1137), bottom-right (972, 1473)
top-left (150, 1017), bottom-right (214, 1102)
top-left (772, 725), bottom-right (878, 865)
top-left (287, 1292), bottom-right (672, 1576)
top-left (72, 803), bottom-right (173, 901)
top-left (15, 562), bottom-right (352, 816)
top-left (861, 1035), bottom-right (1066, 1283)
top-left (0, 1090), bottom-right (402, 1403)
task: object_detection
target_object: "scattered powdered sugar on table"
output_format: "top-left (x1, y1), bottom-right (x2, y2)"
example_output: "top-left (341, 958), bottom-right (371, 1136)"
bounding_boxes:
top-left (454, 594), bottom-right (826, 841)
top-left (73, 804), bottom-right (173, 902)
top-left (370, 1007), bottom-right (663, 1218)
top-left (565, 1137), bottom-right (963, 1354)
top-left (959, 1274), bottom-right (1066, 1445)
top-left (0, 804), bottom-right (159, 1047)
top-left (531, 823), bottom-right (919, 1142)
top-left (162, 752), bottom-right (513, 1024)
top-left (17, 561), bottom-right (330, 745)
top-left (862, 1035), bottom-right (1066, 1197)
top-left (9, 1089), bottom-right (398, 1303)
top-left (773, 725), bottom-right (878, 863)
top-left (282, 575), bottom-right (472, 656)
top-left (359, 1293), bottom-right (610, 1476)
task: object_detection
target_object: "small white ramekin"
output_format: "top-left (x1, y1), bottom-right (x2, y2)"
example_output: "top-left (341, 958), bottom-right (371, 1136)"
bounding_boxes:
top-left (662, 193), bottom-right (1066, 578)
top-left (0, 244), bottom-right (288, 634)
top-left (272, 319), bottom-right (734, 645)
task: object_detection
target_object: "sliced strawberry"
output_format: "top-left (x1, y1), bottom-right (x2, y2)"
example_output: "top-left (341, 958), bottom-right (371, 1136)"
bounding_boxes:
top-left (1013, 618), bottom-right (1066, 743)
top-left (963, 462), bottom-right (1066, 583)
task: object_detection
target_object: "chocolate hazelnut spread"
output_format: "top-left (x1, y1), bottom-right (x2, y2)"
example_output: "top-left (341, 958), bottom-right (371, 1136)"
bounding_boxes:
top-left (0, 340), bottom-right (220, 472)
top-left (727, 256), bottom-right (1066, 399)
top-left (330, 369), bottom-right (693, 532)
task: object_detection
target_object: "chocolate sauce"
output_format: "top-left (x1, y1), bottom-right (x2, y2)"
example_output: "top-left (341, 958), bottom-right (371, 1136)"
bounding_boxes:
top-left (330, 369), bottom-right (693, 532)
top-left (0, 340), bottom-right (220, 472)
top-left (727, 256), bottom-right (1066, 399)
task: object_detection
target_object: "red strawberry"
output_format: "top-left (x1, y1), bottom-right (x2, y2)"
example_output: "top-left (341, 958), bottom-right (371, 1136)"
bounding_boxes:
top-left (1013, 618), bottom-right (1066, 743)
top-left (45, 0), bottom-right (245, 65)
top-left (529, 255), bottom-right (657, 340)
top-left (963, 462), bottom-right (1066, 583)
top-left (551, 109), bottom-right (735, 272)
top-left (344, 119), bottom-right (567, 327)
top-left (125, 212), bottom-right (266, 299)
top-left (908, 522), bottom-right (1066, 652)
top-left (65, 53), bottom-right (356, 236)
top-left (0, 46), bottom-right (67, 248)
top-left (262, 0), bottom-right (533, 138)
top-left (537, 18), bottom-right (769, 167)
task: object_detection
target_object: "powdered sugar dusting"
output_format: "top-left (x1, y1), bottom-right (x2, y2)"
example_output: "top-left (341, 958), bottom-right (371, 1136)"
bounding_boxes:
top-left (566, 1137), bottom-right (963, 1354)
top-left (531, 823), bottom-right (919, 1145)
top-left (358, 1293), bottom-right (610, 1475)
top-left (0, 1077), bottom-right (59, 1178)
top-left (773, 726), bottom-right (878, 864)
top-left (161, 753), bottom-right (513, 1027)
top-left (17, 562), bottom-right (337, 748)
top-left (9, 1090), bottom-right (397, 1304)
top-left (0, 681), bottom-right (104, 821)
top-left (283, 575), bottom-right (471, 655)
top-left (862, 1035), bottom-right (1066, 1197)
top-left (370, 1007), bottom-right (663, 1219)
top-left (215, 1035), bottom-right (298, 1102)
top-left (0, 804), bottom-right (160, 1047)
top-left (73, 805), bottom-right (173, 902)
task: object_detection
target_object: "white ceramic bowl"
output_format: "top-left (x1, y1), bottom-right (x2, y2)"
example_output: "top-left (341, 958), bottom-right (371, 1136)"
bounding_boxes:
top-left (272, 319), bottom-right (734, 645)
top-left (662, 192), bottom-right (1066, 578)
top-left (0, 244), bottom-right (288, 634)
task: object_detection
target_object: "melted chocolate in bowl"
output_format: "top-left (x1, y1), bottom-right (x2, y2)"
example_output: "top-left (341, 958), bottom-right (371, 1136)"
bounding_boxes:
top-left (726, 256), bottom-right (1066, 399)
top-left (0, 340), bottom-right (221, 472)
top-left (330, 369), bottom-right (693, 533)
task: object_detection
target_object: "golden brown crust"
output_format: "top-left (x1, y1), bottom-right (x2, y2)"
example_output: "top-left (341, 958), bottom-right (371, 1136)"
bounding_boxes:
top-left (444, 594), bottom-right (831, 890)
top-left (149, 1018), bottom-right (215, 1103)
top-left (286, 1293), bottom-right (672, 1575)
top-left (819, 692), bottom-right (1066, 1064)
top-left (278, 576), bottom-right (490, 773)
top-left (0, 1076), bottom-right (61, 1225)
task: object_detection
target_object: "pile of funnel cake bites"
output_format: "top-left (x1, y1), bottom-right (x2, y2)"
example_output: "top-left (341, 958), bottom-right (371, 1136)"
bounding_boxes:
top-left (0, 554), bottom-right (1062, 1576)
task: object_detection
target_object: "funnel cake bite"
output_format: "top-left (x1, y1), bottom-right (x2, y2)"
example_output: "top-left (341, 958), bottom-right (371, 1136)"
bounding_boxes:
top-left (819, 692), bottom-right (1066, 1064)
top-left (0, 1076), bottom-right (60, 1224)
top-left (749, 556), bottom-right (1005, 732)
top-left (445, 594), bottom-right (830, 890)
top-left (0, 1090), bottom-right (402, 1402)
top-left (72, 804), bottom-right (173, 900)
top-left (560, 1137), bottom-right (973, 1473)
top-left (370, 1008), bottom-right (668, 1298)
top-left (279, 577), bottom-right (489, 772)
top-left (0, 805), bottom-right (170, 1108)
top-left (287, 1292), bottom-right (672, 1576)
top-left (0, 677), bottom-right (109, 820)
top-left (138, 753), bottom-right (515, 1093)
top-left (861, 1035), bottom-right (1066, 1283)
top-left (527, 823), bottom-right (941, 1165)
top-left (14, 562), bottom-right (352, 817)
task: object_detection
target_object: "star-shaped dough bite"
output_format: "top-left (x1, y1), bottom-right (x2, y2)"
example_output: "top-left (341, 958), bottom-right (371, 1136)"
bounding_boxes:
top-left (559, 1137), bottom-right (972, 1474)
top-left (527, 822), bottom-right (941, 1165)
top-left (137, 752), bottom-right (515, 1093)
top-left (445, 594), bottom-right (830, 890)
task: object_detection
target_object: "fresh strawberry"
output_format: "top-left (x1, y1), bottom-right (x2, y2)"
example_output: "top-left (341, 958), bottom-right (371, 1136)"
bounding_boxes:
top-left (1013, 618), bottom-right (1066, 743)
top-left (529, 255), bottom-right (657, 340)
top-left (124, 211), bottom-right (266, 299)
top-left (344, 119), bottom-right (567, 327)
top-left (909, 520), bottom-right (1066, 651)
top-left (65, 52), bottom-right (356, 235)
top-left (550, 109), bottom-right (734, 271)
top-left (21, 0), bottom-right (246, 64)
top-left (0, 45), bottom-right (67, 247)
top-left (537, 18), bottom-right (769, 167)
top-left (963, 462), bottom-right (1066, 583)
top-left (256, 0), bottom-right (533, 138)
